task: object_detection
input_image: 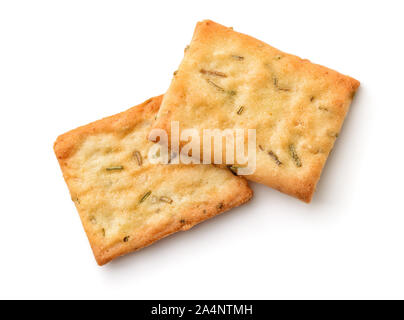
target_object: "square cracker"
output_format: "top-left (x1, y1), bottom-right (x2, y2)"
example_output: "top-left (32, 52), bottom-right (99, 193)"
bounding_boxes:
top-left (153, 20), bottom-right (360, 202)
top-left (54, 95), bottom-right (252, 265)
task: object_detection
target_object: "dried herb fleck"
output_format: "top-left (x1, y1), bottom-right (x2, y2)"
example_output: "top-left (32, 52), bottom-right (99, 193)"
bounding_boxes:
top-left (231, 55), bottom-right (244, 61)
top-left (310, 96), bottom-right (315, 102)
top-left (159, 196), bottom-right (173, 204)
top-left (133, 150), bottom-right (142, 166)
top-left (273, 76), bottom-right (290, 91)
top-left (106, 166), bottom-right (123, 171)
top-left (268, 150), bottom-right (282, 166)
top-left (319, 106), bottom-right (329, 112)
top-left (200, 69), bottom-right (227, 77)
top-left (180, 219), bottom-right (185, 224)
top-left (258, 145), bottom-right (264, 151)
top-left (205, 79), bottom-right (236, 97)
top-left (289, 144), bottom-right (302, 167)
top-left (206, 79), bottom-right (224, 92)
top-left (237, 106), bottom-right (244, 115)
top-left (139, 191), bottom-right (152, 203)
top-left (217, 203), bottom-right (224, 210)
top-left (101, 228), bottom-right (105, 237)
top-left (123, 236), bottom-right (130, 242)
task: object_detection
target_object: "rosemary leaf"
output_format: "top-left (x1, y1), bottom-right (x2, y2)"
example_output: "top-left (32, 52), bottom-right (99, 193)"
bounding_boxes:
top-left (159, 196), bottom-right (173, 204)
top-left (289, 144), bottom-right (302, 167)
top-left (273, 76), bottom-right (290, 91)
top-left (200, 69), bottom-right (227, 77)
top-left (106, 166), bottom-right (123, 171)
top-left (206, 79), bottom-right (224, 92)
top-left (231, 55), bottom-right (244, 61)
top-left (139, 191), bottom-right (152, 204)
top-left (133, 150), bottom-right (142, 166)
top-left (268, 151), bottom-right (282, 166)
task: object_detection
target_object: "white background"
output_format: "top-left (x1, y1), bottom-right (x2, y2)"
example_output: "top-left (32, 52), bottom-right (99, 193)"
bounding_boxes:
top-left (0, 0), bottom-right (403, 300)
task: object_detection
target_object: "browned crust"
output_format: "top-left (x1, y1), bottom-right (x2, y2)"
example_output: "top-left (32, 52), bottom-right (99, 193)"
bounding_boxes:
top-left (54, 95), bottom-right (163, 161)
top-left (193, 20), bottom-right (360, 90)
top-left (54, 95), bottom-right (252, 265)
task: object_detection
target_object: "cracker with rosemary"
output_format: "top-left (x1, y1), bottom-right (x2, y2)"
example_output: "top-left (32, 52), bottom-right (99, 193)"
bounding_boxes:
top-left (153, 20), bottom-right (360, 202)
top-left (54, 96), bottom-right (252, 265)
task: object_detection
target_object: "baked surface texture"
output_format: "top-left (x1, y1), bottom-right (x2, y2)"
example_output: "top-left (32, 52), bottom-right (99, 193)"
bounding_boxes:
top-left (54, 95), bottom-right (252, 265)
top-left (153, 20), bottom-right (360, 202)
